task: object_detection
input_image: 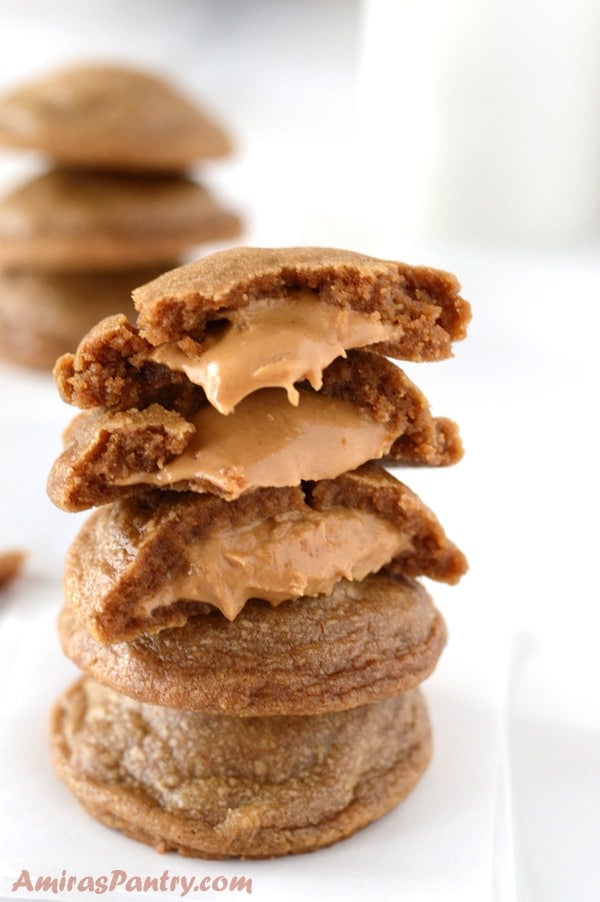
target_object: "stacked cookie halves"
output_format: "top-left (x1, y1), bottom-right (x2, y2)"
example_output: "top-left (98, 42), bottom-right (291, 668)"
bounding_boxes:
top-left (0, 63), bottom-right (240, 370)
top-left (47, 246), bottom-right (470, 859)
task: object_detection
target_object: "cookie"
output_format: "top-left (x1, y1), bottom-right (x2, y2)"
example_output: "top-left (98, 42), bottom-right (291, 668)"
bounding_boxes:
top-left (53, 247), bottom-right (470, 414)
top-left (0, 170), bottom-right (241, 270)
top-left (133, 246), bottom-right (470, 356)
top-left (63, 462), bottom-right (466, 643)
top-left (0, 64), bottom-right (232, 170)
top-left (0, 550), bottom-right (26, 588)
top-left (58, 572), bottom-right (446, 716)
top-left (0, 266), bottom-right (169, 370)
top-left (47, 351), bottom-right (462, 512)
top-left (51, 677), bottom-right (431, 859)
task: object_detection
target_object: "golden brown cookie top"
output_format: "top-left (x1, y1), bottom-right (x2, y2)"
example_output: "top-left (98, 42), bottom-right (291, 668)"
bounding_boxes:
top-left (0, 170), bottom-right (241, 270)
top-left (51, 678), bottom-right (431, 858)
top-left (54, 247), bottom-right (469, 411)
top-left (63, 462), bottom-right (466, 643)
top-left (0, 64), bottom-right (232, 169)
top-left (58, 572), bottom-right (446, 716)
top-left (47, 352), bottom-right (463, 512)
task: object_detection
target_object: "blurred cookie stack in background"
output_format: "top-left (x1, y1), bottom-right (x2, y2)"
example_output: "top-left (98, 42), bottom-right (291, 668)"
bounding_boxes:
top-left (0, 63), bottom-right (241, 371)
top-left (47, 246), bottom-right (470, 858)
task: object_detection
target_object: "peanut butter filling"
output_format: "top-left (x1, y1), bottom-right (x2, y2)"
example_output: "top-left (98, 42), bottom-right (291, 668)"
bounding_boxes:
top-left (118, 388), bottom-right (395, 499)
top-left (138, 506), bottom-right (413, 620)
top-left (148, 290), bottom-right (395, 414)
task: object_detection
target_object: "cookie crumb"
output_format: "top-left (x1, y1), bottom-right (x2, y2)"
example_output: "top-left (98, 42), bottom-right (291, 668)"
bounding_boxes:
top-left (0, 550), bottom-right (26, 588)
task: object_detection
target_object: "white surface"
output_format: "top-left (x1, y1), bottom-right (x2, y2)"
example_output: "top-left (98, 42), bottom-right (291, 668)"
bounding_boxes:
top-left (1, 2), bottom-right (600, 900)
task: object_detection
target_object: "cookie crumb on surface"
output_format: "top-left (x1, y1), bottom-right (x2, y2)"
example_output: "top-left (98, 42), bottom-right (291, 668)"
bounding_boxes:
top-left (0, 550), bottom-right (26, 588)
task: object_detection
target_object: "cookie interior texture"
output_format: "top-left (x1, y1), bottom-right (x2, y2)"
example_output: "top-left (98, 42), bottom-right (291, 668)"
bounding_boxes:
top-left (0, 170), bottom-right (241, 270)
top-left (58, 572), bottom-right (446, 716)
top-left (63, 463), bottom-right (466, 643)
top-left (0, 64), bottom-right (232, 169)
top-left (50, 677), bottom-right (431, 859)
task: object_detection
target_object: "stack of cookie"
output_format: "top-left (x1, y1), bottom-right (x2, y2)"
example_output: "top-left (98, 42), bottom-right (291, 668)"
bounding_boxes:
top-left (0, 63), bottom-right (240, 370)
top-left (47, 246), bottom-right (470, 858)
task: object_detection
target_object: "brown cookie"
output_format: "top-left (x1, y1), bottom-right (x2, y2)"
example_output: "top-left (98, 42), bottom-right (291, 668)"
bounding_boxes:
top-left (58, 572), bottom-right (446, 716)
top-left (53, 247), bottom-right (470, 413)
top-left (0, 170), bottom-right (241, 270)
top-left (63, 462), bottom-right (466, 643)
top-left (47, 351), bottom-right (462, 512)
top-left (0, 266), bottom-right (169, 370)
top-left (133, 246), bottom-right (470, 355)
top-left (0, 64), bottom-right (232, 170)
top-left (50, 677), bottom-right (431, 858)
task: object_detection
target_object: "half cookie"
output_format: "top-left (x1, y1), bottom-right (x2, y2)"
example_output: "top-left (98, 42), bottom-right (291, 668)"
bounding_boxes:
top-left (58, 572), bottom-right (446, 716)
top-left (55, 246), bottom-right (471, 413)
top-left (0, 170), bottom-right (241, 270)
top-left (51, 678), bottom-right (431, 859)
top-left (63, 462), bottom-right (466, 643)
top-left (0, 64), bottom-right (232, 170)
top-left (47, 352), bottom-right (463, 511)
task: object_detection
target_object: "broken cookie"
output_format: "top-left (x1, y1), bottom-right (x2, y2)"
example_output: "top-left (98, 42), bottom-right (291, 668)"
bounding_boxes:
top-left (63, 462), bottom-right (466, 643)
top-left (48, 352), bottom-right (462, 511)
top-left (55, 245), bottom-right (470, 412)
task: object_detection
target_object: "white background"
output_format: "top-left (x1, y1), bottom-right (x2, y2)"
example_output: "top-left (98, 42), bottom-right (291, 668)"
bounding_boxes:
top-left (0, 2), bottom-right (599, 901)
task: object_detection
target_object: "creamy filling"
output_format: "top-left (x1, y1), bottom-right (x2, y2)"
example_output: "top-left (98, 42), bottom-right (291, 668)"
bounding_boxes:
top-left (148, 290), bottom-right (395, 414)
top-left (138, 507), bottom-right (412, 620)
top-left (117, 388), bottom-right (395, 499)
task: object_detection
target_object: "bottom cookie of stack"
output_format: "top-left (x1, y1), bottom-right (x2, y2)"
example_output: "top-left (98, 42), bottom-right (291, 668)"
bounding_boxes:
top-left (51, 677), bottom-right (432, 860)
